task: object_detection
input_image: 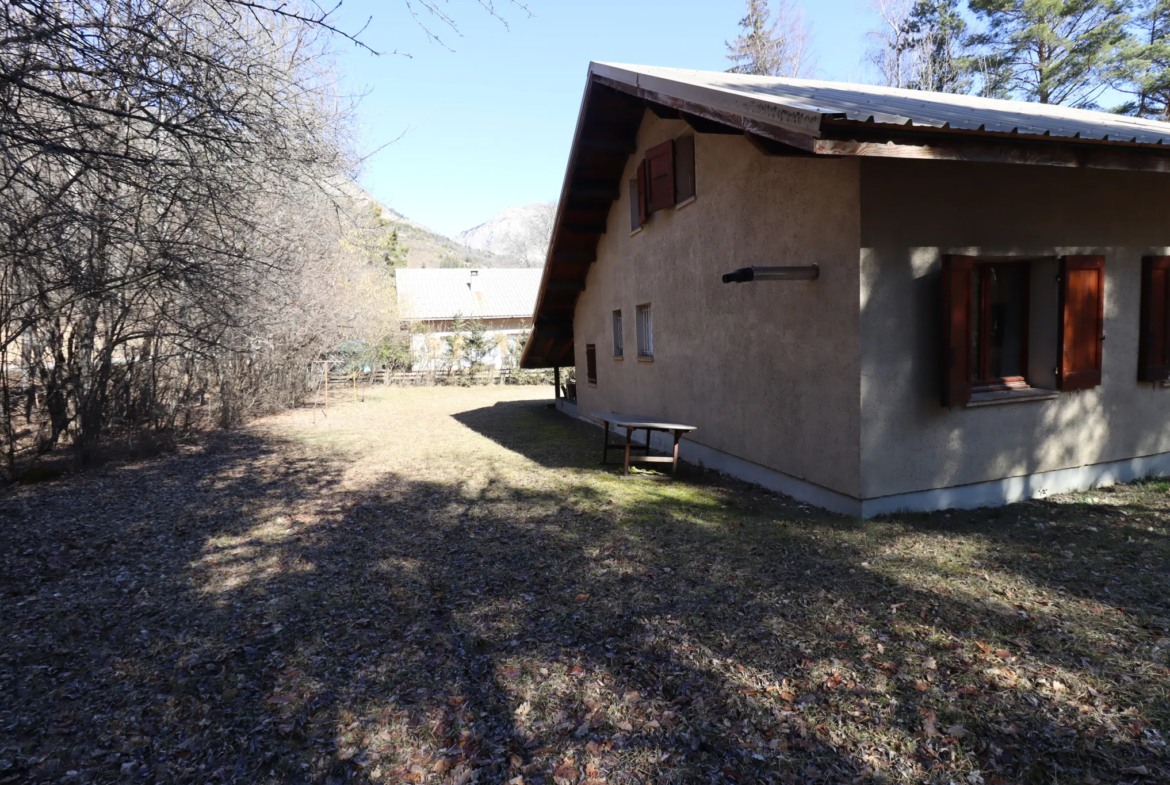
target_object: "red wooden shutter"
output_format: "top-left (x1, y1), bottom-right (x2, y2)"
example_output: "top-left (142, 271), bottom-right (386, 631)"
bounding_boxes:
top-left (1058, 255), bottom-right (1105, 390)
top-left (1139, 256), bottom-right (1170, 382)
top-left (635, 161), bottom-right (647, 226)
top-left (645, 140), bottom-right (675, 213)
top-left (941, 255), bottom-right (975, 407)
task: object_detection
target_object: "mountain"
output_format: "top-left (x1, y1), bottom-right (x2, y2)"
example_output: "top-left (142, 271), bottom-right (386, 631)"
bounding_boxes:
top-left (325, 178), bottom-right (505, 269)
top-left (456, 203), bottom-right (556, 268)
top-left (324, 179), bottom-right (555, 269)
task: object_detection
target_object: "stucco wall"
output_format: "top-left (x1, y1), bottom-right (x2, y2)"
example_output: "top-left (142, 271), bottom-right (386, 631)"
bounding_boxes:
top-left (859, 158), bottom-right (1170, 501)
top-left (573, 111), bottom-right (863, 498)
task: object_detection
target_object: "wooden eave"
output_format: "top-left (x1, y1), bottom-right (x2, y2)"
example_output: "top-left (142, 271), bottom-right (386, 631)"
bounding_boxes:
top-left (520, 78), bottom-right (645, 368)
top-left (520, 67), bottom-right (1170, 369)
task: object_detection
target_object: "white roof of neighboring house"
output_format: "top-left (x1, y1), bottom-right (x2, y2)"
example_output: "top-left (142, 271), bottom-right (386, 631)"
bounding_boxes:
top-left (396, 268), bottom-right (542, 321)
top-left (593, 62), bottom-right (1170, 145)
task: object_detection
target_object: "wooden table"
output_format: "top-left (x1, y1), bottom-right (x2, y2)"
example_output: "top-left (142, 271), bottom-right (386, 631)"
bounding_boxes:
top-left (594, 413), bottom-right (698, 475)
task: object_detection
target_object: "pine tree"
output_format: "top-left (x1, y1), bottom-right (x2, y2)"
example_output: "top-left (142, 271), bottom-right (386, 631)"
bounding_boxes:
top-left (905, 0), bottom-right (974, 93)
top-left (968, 0), bottom-right (1131, 107)
top-left (725, 0), bottom-right (812, 78)
top-left (1113, 0), bottom-right (1170, 119)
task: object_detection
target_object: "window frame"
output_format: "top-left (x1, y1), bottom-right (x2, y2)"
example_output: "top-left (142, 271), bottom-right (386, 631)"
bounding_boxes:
top-left (636, 303), bottom-right (654, 360)
top-left (1138, 256), bottom-right (1170, 382)
top-left (969, 259), bottom-right (1032, 394)
top-left (612, 309), bottom-right (623, 359)
top-left (585, 344), bottom-right (597, 386)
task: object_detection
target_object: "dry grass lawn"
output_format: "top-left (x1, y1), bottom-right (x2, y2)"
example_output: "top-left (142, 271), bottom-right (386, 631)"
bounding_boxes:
top-left (1, 386), bottom-right (1168, 785)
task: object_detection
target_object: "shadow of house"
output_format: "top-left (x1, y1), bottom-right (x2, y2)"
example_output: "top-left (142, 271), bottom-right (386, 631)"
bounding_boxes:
top-left (2, 403), bottom-right (1167, 783)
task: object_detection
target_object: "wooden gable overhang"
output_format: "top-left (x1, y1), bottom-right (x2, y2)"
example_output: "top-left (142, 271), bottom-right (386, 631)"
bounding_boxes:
top-left (520, 65), bottom-right (1170, 369)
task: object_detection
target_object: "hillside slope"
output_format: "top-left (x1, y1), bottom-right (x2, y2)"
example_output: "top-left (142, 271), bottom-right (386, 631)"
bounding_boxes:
top-left (327, 179), bottom-right (506, 269)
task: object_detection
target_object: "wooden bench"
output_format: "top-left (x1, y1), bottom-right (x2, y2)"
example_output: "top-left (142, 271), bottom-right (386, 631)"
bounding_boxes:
top-left (593, 413), bottom-right (698, 475)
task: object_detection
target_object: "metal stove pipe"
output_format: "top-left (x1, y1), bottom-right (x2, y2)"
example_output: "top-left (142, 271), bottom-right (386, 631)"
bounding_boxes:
top-left (722, 265), bottom-right (819, 284)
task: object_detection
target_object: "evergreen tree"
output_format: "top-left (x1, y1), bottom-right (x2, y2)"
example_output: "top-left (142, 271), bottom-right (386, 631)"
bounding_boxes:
top-left (968, 0), bottom-right (1131, 107)
top-left (1113, 0), bottom-right (1170, 119)
top-left (905, 0), bottom-right (975, 93)
top-left (725, 0), bottom-right (812, 78)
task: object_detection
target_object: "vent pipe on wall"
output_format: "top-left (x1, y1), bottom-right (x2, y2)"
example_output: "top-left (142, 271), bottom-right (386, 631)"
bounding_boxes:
top-left (722, 265), bottom-right (819, 284)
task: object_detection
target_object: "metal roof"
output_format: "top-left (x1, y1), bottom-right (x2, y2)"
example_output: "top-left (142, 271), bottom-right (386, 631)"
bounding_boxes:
top-left (395, 268), bottom-right (542, 322)
top-left (519, 63), bottom-right (1170, 369)
top-left (593, 63), bottom-right (1170, 146)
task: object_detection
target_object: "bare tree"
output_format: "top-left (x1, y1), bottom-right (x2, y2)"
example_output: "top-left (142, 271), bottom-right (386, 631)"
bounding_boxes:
top-left (867, 0), bottom-right (918, 88)
top-left (726, 0), bottom-right (814, 78)
top-left (0, 0), bottom-right (535, 474)
top-left (866, 0), bottom-right (974, 93)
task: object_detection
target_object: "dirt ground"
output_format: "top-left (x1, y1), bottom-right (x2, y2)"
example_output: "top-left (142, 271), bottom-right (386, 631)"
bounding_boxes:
top-left (1, 386), bottom-right (1168, 785)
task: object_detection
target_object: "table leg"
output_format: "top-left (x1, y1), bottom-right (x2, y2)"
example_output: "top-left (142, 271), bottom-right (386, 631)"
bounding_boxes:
top-left (624, 428), bottom-right (632, 474)
top-left (672, 430), bottom-right (681, 474)
top-left (600, 420), bottom-right (609, 465)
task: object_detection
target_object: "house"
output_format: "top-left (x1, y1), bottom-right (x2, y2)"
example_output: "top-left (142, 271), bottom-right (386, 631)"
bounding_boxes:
top-left (520, 62), bottom-right (1170, 517)
top-left (396, 268), bottom-right (542, 371)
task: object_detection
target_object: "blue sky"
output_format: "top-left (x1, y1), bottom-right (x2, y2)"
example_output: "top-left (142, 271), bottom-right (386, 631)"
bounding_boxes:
top-left (329, 1), bottom-right (883, 236)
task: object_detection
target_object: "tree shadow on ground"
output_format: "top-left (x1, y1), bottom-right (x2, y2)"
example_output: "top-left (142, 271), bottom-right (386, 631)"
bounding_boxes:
top-left (1, 409), bottom-right (1167, 785)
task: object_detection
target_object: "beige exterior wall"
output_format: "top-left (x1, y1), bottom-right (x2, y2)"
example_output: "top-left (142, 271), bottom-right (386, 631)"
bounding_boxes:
top-left (859, 158), bottom-right (1170, 501)
top-left (573, 111), bottom-right (863, 498)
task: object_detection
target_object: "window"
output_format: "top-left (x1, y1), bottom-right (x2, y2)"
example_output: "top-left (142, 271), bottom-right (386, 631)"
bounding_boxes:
top-left (1139, 256), bottom-right (1170, 382)
top-left (585, 344), bottom-right (597, 386)
top-left (674, 134), bottom-right (695, 203)
top-left (612, 310), bottom-right (623, 358)
top-left (940, 255), bottom-right (1104, 407)
top-left (969, 262), bottom-right (1030, 391)
top-left (632, 135), bottom-right (695, 230)
top-left (629, 178), bottom-right (642, 231)
top-left (636, 304), bottom-right (653, 359)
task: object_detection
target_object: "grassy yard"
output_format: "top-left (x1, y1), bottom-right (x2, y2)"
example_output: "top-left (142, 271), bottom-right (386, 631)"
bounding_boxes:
top-left (1, 386), bottom-right (1168, 785)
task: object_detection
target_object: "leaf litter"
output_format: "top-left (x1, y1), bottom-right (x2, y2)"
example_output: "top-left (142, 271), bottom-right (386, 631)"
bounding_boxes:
top-left (0, 386), bottom-right (1167, 784)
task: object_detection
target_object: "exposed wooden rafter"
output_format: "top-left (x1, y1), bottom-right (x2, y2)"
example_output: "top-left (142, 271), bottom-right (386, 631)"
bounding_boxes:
top-left (681, 111), bottom-right (742, 135)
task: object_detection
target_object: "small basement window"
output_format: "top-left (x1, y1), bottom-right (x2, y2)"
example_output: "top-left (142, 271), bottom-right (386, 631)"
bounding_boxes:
top-left (612, 310), bottom-right (623, 359)
top-left (586, 344), bottom-right (597, 386)
top-left (636, 304), bottom-right (653, 360)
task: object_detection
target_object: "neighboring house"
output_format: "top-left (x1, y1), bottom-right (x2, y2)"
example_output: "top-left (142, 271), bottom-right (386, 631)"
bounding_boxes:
top-left (521, 62), bottom-right (1170, 517)
top-left (396, 268), bottom-right (542, 371)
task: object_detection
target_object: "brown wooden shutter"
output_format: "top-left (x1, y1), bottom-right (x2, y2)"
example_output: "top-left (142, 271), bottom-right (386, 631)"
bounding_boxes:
top-left (635, 161), bottom-right (647, 226)
top-left (674, 134), bottom-right (695, 203)
top-left (941, 255), bottom-right (975, 407)
top-left (1058, 255), bottom-right (1105, 390)
top-left (645, 140), bottom-right (675, 213)
top-left (586, 344), bottom-right (597, 386)
top-left (1139, 255), bottom-right (1170, 382)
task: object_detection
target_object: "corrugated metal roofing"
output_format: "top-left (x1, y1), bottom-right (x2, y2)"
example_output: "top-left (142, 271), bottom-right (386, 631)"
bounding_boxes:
top-left (594, 63), bottom-right (1170, 146)
top-left (396, 268), bottom-right (542, 321)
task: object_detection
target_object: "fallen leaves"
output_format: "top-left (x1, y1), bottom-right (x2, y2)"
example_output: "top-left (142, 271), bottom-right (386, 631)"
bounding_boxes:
top-left (2, 386), bottom-right (1168, 785)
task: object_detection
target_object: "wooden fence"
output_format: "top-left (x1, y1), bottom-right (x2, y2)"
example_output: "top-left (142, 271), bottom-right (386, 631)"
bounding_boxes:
top-left (322, 368), bottom-right (540, 387)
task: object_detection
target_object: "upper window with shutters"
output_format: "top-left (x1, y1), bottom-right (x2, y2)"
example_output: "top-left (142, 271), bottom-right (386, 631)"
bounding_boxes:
top-left (941, 255), bottom-right (1105, 408)
top-left (629, 134), bottom-right (696, 232)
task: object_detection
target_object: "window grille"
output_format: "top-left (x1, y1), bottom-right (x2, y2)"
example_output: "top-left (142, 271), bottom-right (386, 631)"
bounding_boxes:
top-left (636, 304), bottom-right (653, 359)
top-left (612, 310), bottom-right (623, 358)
